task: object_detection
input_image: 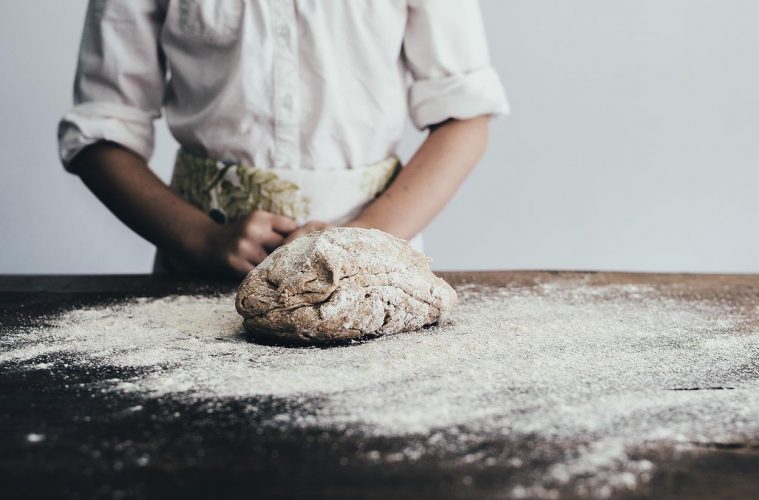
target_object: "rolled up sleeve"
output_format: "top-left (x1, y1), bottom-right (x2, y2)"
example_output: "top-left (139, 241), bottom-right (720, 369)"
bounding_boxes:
top-left (403, 0), bottom-right (509, 130)
top-left (58, 0), bottom-right (166, 169)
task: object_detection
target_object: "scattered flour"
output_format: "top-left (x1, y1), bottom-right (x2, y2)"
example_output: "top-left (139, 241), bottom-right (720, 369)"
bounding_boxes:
top-left (2, 280), bottom-right (759, 498)
top-left (25, 433), bottom-right (46, 443)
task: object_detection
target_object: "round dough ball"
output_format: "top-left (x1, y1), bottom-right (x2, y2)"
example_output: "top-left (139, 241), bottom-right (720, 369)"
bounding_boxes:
top-left (235, 227), bottom-right (457, 345)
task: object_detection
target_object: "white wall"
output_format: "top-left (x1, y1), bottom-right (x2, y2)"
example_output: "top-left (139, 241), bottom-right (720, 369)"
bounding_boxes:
top-left (1, 0), bottom-right (758, 274)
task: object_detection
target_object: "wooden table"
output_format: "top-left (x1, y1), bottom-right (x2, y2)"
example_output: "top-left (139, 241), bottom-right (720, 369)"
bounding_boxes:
top-left (1, 272), bottom-right (758, 499)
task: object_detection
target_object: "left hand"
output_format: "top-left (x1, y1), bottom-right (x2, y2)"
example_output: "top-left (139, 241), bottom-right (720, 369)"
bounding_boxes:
top-left (283, 220), bottom-right (332, 245)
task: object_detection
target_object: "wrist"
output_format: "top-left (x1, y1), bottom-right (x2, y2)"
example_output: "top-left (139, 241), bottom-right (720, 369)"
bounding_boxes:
top-left (179, 217), bottom-right (221, 264)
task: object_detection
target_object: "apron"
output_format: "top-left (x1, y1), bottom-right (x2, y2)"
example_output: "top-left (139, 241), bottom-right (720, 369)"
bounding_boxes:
top-left (154, 150), bottom-right (423, 273)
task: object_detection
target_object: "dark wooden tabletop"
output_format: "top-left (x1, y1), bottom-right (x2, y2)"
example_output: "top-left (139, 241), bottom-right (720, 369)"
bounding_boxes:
top-left (1, 272), bottom-right (758, 500)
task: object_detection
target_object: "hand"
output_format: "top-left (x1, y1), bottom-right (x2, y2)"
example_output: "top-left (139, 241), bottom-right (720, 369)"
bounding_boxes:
top-left (197, 210), bottom-right (297, 275)
top-left (283, 220), bottom-right (332, 245)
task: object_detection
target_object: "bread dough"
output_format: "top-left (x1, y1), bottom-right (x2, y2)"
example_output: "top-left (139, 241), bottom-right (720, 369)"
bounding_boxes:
top-left (235, 227), bottom-right (457, 345)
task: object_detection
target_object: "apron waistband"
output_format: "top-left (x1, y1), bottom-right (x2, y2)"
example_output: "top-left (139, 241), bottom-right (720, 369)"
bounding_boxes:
top-left (170, 150), bottom-right (401, 225)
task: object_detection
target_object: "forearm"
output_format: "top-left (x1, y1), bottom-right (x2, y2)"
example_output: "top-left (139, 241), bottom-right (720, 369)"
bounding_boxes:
top-left (348, 116), bottom-right (491, 240)
top-left (69, 142), bottom-right (216, 262)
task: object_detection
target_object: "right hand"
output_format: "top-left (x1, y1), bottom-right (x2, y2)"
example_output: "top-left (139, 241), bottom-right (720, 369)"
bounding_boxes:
top-left (199, 210), bottom-right (297, 275)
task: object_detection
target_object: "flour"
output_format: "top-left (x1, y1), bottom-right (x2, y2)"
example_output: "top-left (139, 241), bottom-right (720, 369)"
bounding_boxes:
top-left (2, 280), bottom-right (759, 498)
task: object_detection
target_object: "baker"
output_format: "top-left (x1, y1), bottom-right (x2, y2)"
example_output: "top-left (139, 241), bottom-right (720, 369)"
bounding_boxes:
top-left (58, 0), bottom-right (509, 275)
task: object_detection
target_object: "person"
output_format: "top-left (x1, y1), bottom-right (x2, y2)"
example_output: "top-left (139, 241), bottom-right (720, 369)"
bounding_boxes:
top-left (58, 0), bottom-right (509, 276)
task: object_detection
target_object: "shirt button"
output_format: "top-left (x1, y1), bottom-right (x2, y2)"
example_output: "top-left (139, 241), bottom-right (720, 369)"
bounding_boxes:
top-left (276, 25), bottom-right (290, 38)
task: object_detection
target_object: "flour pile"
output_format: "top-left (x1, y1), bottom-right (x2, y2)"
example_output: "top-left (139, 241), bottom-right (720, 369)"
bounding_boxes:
top-left (2, 280), bottom-right (759, 498)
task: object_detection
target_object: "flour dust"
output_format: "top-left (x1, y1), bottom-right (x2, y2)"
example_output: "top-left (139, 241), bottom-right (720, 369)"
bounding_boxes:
top-left (2, 280), bottom-right (758, 498)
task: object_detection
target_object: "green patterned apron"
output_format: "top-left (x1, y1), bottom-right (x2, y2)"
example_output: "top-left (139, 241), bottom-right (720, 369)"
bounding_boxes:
top-left (154, 150), bottom-right (404, 273)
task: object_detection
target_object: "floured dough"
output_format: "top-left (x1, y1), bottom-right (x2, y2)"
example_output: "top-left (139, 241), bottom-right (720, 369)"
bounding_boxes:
top-left (235, 227), bottom-right (457, 345)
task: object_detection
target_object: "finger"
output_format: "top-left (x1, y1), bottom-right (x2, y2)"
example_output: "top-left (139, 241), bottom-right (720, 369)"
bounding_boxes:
top-left (261, 230), bottom-right (285, 251)
top-left (241, 217), bottom-right (279, 243)
top-left (245, 209), bottom-right (269, 223)
top-left (283, 227), bottom-right (307, 245)
top-left (242, 220), bottom-right (265, 241)
top-left (242, 209), bottom-right (276, 229)
top-left (228, 255), bottom-right (255, 276)
top-left (247, 245), bottom-right (269, 265)
top-left (270, 214), bottom-right (298, 234)
top-left (237, 239), bottom-right (269, 264)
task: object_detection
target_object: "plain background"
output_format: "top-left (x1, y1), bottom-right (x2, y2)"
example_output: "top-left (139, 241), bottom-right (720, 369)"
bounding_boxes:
top-left (1, 0), bottom-right (758, 274)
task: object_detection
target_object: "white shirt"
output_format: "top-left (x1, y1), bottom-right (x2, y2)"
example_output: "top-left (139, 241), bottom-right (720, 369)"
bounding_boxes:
top-left (59, 0), bottom-right (509, 170)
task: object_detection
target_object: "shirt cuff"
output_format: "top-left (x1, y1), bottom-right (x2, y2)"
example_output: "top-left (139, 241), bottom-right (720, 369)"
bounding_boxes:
top-left (57, 102), bottom-right (158, 170)
top-left (407, 65), bottom-right (510, 130)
